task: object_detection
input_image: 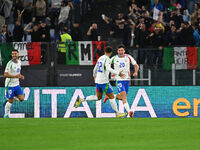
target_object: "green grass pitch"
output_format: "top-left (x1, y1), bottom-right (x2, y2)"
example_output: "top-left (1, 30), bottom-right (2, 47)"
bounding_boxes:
top-left (0, 118), bottom-right (200, 150)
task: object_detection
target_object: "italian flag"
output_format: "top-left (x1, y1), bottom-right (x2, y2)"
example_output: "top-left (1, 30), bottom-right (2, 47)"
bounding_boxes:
top-left (0, 43), bottom-right (13, 66)
top-left (66, 41), bottom-right (79, 65)
top-left (163, 47), bottom-right (200, 70)
top-left (65, 41), bottom-right (105, 65)
top-left (0, 42), bottom-right (41, 66)
top-left (13, 42), bottom-right (41, 66)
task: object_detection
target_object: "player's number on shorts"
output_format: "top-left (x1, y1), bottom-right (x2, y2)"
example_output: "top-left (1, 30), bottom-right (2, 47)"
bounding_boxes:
top-left (120, 62), bottom-right (125, 68)
top-left (8, 90), bottom-right (12, 98)
top-left (117, 83), bottom-right (122, 92)
top-left (97, 62), bottom-right (103, 72)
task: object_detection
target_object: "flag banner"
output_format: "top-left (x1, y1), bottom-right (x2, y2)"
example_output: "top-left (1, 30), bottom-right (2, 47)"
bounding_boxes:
top-left (92, 41), bottom-right (106, 65)
top-left (79, 41), bottom-right (93, 65)
top-left (0, 43), bottom-right (13, 66)
top-left (66, 41), bottom-right (79, 65)
top-left (13, 42), bottom-right (41, 66)
top-left (28, 42), bottom-right (42, 65)
top-left (13, 42), bottom-right (29, 66)
top-left (65, 41), bottom-right (105, 65)
top-left (163, 47), bottom-right (200, 70)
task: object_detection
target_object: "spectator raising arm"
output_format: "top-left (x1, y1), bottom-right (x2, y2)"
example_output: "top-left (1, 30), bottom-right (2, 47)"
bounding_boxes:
top-left (24, 22), bottom-right (33, 32)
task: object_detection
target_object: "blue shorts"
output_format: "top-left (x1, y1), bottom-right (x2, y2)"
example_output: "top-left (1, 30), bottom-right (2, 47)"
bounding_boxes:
top-left (116, 81), bottom-right (130, 94)
top-left (96, 83), bottom-right (113, 94)
top-left (5, 85), bottom-right (23, 99)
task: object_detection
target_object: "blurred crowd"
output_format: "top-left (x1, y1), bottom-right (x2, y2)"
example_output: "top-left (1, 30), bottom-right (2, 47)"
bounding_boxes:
top-left (0, 0), bottom-right (200, 51)
top-left (0, 0), bottom-right (94, 42)
top-left (102, 0), bottom-right (200, 47)
top-left (100, 0), bottom-right (200, 65)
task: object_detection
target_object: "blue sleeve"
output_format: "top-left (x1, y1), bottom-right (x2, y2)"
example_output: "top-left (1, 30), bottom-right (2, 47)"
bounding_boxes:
top-left (150, 5), bottom-right (154, 11)
top-left (159, 4), bottom-right (163, 11)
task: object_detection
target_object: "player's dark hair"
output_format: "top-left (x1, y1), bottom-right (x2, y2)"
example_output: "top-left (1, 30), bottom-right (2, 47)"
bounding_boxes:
top-left (12, 49), bottom-right (19, 53)
top-left (105, 46), bottom-right (113, 53)
top-left (117, 44), bottom-right (125, 49)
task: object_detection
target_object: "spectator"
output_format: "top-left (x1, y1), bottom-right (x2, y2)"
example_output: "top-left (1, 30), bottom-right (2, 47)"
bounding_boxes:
top-left (58, 26), bottom-right (72, 51)
top-left (57, 26), bottom-right (72, 64)
top-left (33, 0), bottom-right (46, 22)
top-left (135, 0), bottom-right (151, 9)
top-left (142, 10), bottom-right (153, 29)
top-left (155, 20), bottom-right (165, 33)
top-left (71, 22), bottom-right (82, 41)
top-left (160, 0), bottom-right (171, 9)
top-left (128, 0), bottom-right (150, 10)
top-left (164, 20), bottom-right (175, 33)
top-left (39, 20), bottom-right (50, 42)
top-left (13, 20), bottom-right (24, 42)
top-left (101, 14), bottom-right (119, 39)
top-left (127, 0), bottom-right (135, 8)
top-left (136, 17), bottom-right (145, 27)
top-left (150, 0), bottom-right (163, 11)
top-left (4, 1), bottom-right (15, 36)
top-left (187, 0), bottom-right (200, 14)
top-left (165, 24), bottom-right (179, 46)
top-left (105, 15), bottom-right (130, 46)
top-left (182, 9), bottom-right (191, 22)
top-left (176, 0), bottom-right (185, 8)
top-left (128, 3), bottom-right (140, 23)
top-left (148, 20), bottom-right (157, 32)
top-left (73, 0), bottom-right (84, 23)
top-left (170, 8), bottom-right (183, 29)
top-left (13, 0), bottom-right (24, 21)
top-left (191, 8), bottom-right (200, 28)
top-left (114, 20), bottom-right (130, 46)
top-left (22, 0), bottom-right (34, 24)
top-left (194, 2), bottom-right (200, 12)
top-left (0, 0), bottom-right (13, 19)
top-left (87, 23), bottom-right (99, 41)
top-left (0, 24), bottom-right (13, 43)
top-left (178, 22), bottom-right (195, 46)
top-left (13, 9), bottom-right (24, 42)
top-left (127, 22), bottom-right (136, 47)
top-left (58, 0), bottom-right (73, 31)
top-left (136, 23), bottom-right (150, 48)
top-left (149, 26), bottom-right (165, 66)
top-left (193, 26), bottom-right (200, 46)
top-left (117, 12), bottom-right (126, 21)
top-left (170, 0), bottom-right (185, 10)
top-left (48, 0), bottom-right (62, 28)
top-left (24, 22), bottom-right (42, 42)
top-left (135, 23), bottom-right (150, 64)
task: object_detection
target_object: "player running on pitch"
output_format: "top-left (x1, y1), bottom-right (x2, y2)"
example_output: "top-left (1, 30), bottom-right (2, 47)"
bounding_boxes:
top-left (104, 44), bottom-right (139, 117)
top-left (75, 46), bottom-right (127, 118)
top-left (3, 49), bottom-right (25, 118)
